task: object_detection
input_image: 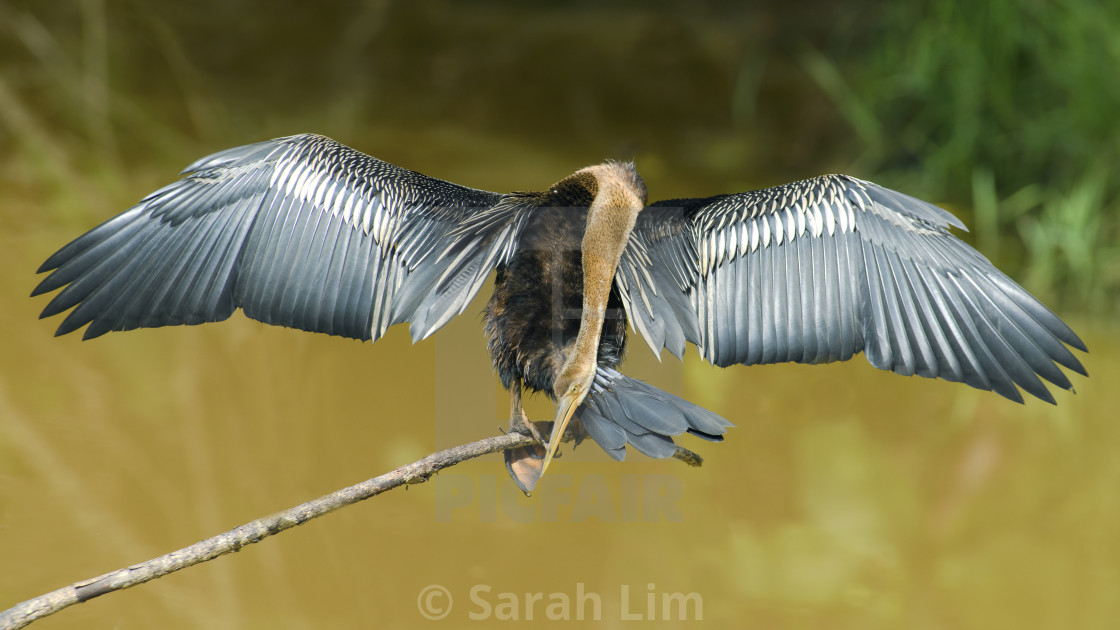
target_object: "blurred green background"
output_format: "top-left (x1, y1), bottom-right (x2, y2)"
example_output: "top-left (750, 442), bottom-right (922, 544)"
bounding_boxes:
top-left (1, 1), bottom-right (1116, 628)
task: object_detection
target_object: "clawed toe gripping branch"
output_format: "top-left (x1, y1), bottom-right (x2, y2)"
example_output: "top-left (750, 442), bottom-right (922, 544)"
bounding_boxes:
top-left (0, 430), bottom-right (703, 630)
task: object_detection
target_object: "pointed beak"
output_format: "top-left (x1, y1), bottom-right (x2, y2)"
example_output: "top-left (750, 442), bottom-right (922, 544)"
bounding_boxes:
top-left (540, 384), bottom-right (584, 478)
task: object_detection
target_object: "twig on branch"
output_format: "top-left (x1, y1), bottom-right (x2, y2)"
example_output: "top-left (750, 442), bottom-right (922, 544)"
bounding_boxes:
top-left (0, 430), bottom-right (705, 629)
top-left (672, 444), bottom-right (704, 467)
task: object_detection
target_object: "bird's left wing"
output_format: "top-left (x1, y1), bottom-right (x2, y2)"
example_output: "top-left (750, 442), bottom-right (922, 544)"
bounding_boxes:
top-left (33, 134), bottom-right (529, 343)
top-left (615, 174), bottom-right (1087, 404)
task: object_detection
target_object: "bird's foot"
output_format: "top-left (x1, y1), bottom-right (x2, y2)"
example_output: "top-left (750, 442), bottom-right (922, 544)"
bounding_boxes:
top-left (504, 418), bottom-right (555, 495)
top-left (504, 385), bottom-right (552, 494)
top-left (504, 444), bottom-right (546, 495)
top-left (509, 415), bottom-right (551, 444)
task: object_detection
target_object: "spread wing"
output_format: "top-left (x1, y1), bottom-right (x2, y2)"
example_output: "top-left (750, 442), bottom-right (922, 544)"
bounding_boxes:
top-left (615, 174), bottom-right (1087, 404)
top-left (33, 134), bottom-right (531, 343)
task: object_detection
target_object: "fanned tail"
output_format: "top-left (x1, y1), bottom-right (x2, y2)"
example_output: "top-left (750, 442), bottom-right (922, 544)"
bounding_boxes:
top-left (575, 367), bottom-right (733, 460)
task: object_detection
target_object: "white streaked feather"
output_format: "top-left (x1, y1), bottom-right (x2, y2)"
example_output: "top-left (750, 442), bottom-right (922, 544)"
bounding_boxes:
top-left (312, 172), bottom-right (331, 208)
top-left (324, 180), bottom-right (343, 218)
top-left (299, 167), bottom-right (326, 204)
top-left (635, 254), bottom-right (657, 295)
top-left (634, 270), bottom-right (654, 317)
top-left (366, 192), bottom-right (382, 236)
top-left (377, 199), bottom-right (392, 244)
top-left (849, 185), bottom-right (868, 209)
top-left (359, 196), bottom-right (373, 235)
top-left (334, 185), bottom-right (350, 223)
top-left (344, 186), bottom-right (358, 225)
top-left (270, 155), bottom-right (298, 190)
top-left (291, 163), bottom-right (315, 202)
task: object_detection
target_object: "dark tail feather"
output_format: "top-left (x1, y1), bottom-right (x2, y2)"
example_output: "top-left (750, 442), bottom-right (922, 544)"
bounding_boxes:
top-left (575, 367), bottom-right (733, 461)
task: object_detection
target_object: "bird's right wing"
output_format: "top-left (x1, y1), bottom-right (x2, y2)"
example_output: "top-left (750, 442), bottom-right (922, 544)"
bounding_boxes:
top-left (33, 134), bottom-right (530, 343)
top-left (616, 175), bottom-right (1087, 404)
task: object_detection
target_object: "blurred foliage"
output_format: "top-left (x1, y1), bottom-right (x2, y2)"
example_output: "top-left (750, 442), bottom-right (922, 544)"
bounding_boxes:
top-left (807, 0), bottom-right (1120, 314)
top-left (0, 1), bottom-right (853, 219)
top-left (5, 2), bottom-right (1114, 318)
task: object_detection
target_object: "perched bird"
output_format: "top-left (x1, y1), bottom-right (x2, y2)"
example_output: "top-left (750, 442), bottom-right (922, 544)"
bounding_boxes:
top-left (33, 134), bottom-right (1087, 492)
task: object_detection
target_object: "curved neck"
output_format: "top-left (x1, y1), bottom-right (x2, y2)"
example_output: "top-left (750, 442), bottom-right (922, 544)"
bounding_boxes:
top-left (541, 162), bottom-right (646, 480)
top-left (555, 177), bottom-right (641, 397)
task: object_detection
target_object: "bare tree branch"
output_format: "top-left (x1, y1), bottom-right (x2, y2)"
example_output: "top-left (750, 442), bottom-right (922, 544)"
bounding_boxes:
top-left (0, 432), bottom-right (533, 629)
top-left (0, 431), bottom-right (704, 629)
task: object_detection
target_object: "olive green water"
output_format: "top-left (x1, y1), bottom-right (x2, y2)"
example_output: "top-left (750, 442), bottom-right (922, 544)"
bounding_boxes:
top-left (3, 3), bottom-right (1118, 629)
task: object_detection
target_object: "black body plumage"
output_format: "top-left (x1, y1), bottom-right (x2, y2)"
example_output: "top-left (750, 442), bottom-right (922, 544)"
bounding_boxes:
top-left (32, 134), bottom-right (1087, 470)
top-left (485, 203), bottom-right (627, 397)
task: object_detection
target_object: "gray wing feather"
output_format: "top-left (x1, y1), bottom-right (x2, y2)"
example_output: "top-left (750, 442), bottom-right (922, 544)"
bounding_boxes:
top-left (618, 174), bottom-right (1087, 404)
top-left (34, 134), bottom-right (524, 343)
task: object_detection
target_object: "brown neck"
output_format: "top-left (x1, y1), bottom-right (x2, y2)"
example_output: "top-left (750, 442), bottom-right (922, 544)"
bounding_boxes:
top-left (554, 165), bottom-right (644, 397)
top-left (540, 161), bottom-right (647, 480)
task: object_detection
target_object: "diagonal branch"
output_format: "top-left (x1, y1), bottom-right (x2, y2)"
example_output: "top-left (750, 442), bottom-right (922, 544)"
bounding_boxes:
top-left (0, 431), bottom-right (703, 629)
top-left (0, 432), bottom-right (530, 629)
